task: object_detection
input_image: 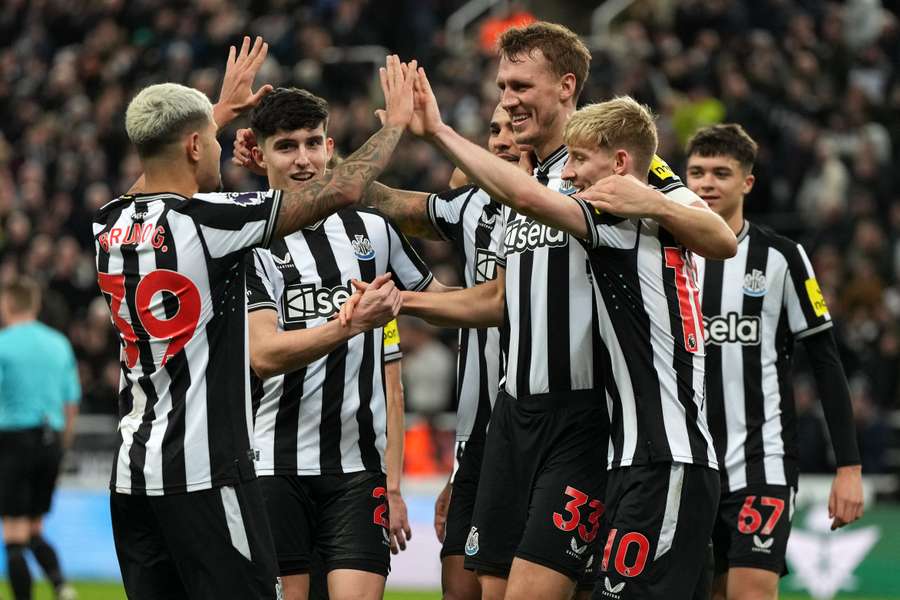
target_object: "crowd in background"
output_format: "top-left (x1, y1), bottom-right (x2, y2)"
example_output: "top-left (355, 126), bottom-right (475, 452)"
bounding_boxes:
top-left (0, 0), bottom-right (897, 480)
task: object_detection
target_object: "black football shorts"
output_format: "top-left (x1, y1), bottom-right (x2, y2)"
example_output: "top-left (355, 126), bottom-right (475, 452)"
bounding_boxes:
top-left (712, 483), bottom-right (795, 576)
top-left (590, 462), bottom-right (720, 600)
top-left (464, 391), bottom-right (608, 587)
top-left (259, 471), bottom-right (391, 577)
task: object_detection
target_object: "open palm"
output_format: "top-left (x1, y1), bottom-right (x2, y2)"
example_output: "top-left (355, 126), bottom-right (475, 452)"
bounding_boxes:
top-left (409, 67), bottom-right (444, 138)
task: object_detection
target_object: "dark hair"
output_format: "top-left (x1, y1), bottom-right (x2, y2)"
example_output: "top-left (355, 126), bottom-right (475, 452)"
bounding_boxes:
top-left (1, 276), bottom-right (41, 314)
top-left (686, 123), bottom-right (758, 172)
top-left (498, 22), bottom-right (592, 101)
top-left (249, 88), bottom-right (330, 141)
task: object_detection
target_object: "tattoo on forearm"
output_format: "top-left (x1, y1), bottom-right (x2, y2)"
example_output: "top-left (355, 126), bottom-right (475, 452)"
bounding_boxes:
top-left (276, 125), bottom-right (405, 236)
top-left (365, 182), bottom-right (440, 240)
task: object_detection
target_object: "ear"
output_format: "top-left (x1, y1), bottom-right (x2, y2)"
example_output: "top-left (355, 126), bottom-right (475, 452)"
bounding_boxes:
top-left (559, 73), bottom-right (577, 104)
top-left (186, 132), bottom-right (202, 163)
top-left (613, 149), bottom-right (630, 175)
top-left (326, 137), bottom-right (335, 162)
top-left (742, 173), bottom-right (756, 195)
top-left (251, 145), bottom-right (267, 170)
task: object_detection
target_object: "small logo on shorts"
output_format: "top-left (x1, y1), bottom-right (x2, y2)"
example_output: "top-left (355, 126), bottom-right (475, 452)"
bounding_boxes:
top-left (601, 577), bottom-right (625, 597)
top-left (752, 534), bottom-right (774, 553)
top-left (584, 554), bottom-right (595, 573)
top-left (275, 577), bottom-right (284, 600)
top-left (567, 537), bottom-right (588, 559)
top-left (465, 527), bottom-right (479, 556)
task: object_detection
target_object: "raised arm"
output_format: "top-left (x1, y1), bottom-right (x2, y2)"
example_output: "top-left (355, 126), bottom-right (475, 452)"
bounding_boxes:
top-left (409, 68), bottom-right (589, 239)
top-left (364, 182), bottom-right (442, 240)
top-left (273, 56), bottom-right (415, 236)
top-left (579, 177), bottom-right (737, 259)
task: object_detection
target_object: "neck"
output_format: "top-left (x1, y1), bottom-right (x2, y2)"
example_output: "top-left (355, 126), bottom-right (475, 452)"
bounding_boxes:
top-left (534, 105), bottom-right (575, 162)
top-left (4, 313), bottom-right (34, 327)
top-left (141, 160), bottom-right (200, 198)
top-left (725, 203), bottom-right (744, 235)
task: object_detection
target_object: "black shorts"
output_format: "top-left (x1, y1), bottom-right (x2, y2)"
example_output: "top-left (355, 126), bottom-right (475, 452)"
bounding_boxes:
top-left (442, 434), bottom-right (485, 559)
top-left (464, 391), bottom-right (608, 586)
top-left (712, 484), bottom-right (795, 576)
top-left (259, 471), bottom-right (391, 577)
top-left (111, 479), bottom-right (279, 600)
top-left (590, 462), bottom-right (720, 600)
top-left (0, 427), bottom-right (62, 517)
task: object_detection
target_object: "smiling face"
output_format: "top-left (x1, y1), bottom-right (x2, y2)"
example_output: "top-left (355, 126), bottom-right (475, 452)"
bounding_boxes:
top-left (496, 50), bottom-right (572, 155)
top-left (562, 145), bottom-right (634, 191)
top-left (685, 153), bottom-right (754, 226)
top-left (488, 104), bottom-right (521, 163)
top-left (254, 123), bottom-right (335, 191)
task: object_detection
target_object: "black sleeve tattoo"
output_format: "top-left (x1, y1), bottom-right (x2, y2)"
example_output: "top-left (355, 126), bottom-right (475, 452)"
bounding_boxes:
top-left (274, 125), bottom-right (404, 237)
top-left (364, 182), bottom-right (441, 241)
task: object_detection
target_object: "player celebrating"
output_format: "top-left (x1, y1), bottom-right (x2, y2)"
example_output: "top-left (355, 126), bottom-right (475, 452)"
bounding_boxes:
top-left (685, 124), bottom-right (864, 600)
top-left (400, 60), bottom-right (735, 594)
top-left (93, 40), bottom-right (416, 598)
top-left (242, 85), bottom-right (445, 600)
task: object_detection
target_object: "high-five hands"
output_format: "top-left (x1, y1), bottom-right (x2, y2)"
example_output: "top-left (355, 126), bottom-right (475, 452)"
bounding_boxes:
top-left (218, 36), bottom-right (273, 123)
top-left (374, 55), bottom-right (417, 129)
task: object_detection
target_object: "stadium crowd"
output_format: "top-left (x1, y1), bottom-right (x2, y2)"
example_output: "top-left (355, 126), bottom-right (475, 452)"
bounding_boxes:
top-left (0, 0), bottom-right (897, 477)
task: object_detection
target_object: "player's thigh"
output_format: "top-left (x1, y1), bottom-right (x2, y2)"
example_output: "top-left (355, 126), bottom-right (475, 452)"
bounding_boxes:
top-left (596, 463), bottom-right (719, 599)
top-left (327, 568), bottom-right (385, 600)
top-left (441, 554), bottom-right (481, 600)
top-left (715, 485), bottom-right (793, 579)
top-left (281, 573), bottom-right (311, 600)
top-left (155, 480), bottom-right (280, 600)
top-left (260, 475), bottom-right (316, 576)
top-left (516, 408), bottom-right (607, 584)
top-left (316, 471), bottom-right (390, 577)
top-left (30, 436), bottom-right (62, 517)
top-left (477, 573), bottom-right (508, 600)
top-left (110, 492), bottom-right (189, 600)
top-left (505, 557), bottom-right (576, 600)
top-left (0, 432), bottom-right (35, 519)
top-left (726, 567), bottom-right (779, 600)
top-left (711, 573), bottom-right (728, 600)
top-left (464, 398), bottom-right (530, 577)
top-left (442, 436), bottom-right (484, 561)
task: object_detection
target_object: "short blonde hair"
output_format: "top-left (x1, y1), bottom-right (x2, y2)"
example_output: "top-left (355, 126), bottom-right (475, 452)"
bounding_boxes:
top-left (564, 96), bottom-right (658, 176)
top-left (125, 83), bottom-right (213, 157)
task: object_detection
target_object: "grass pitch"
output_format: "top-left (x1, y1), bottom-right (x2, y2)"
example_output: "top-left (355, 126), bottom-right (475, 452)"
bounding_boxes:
top-left (5, 581), bottom-right (896, 599)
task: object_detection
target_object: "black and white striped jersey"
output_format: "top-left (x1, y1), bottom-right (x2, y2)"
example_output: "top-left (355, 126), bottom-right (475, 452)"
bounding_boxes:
top-left (427, 186), bottom-right (503, 443)
top-left (696, 221), bottom-right (831, 491)
top-left (247, 208), bottom-right (431, 476)
top-left (495, 146), bottom-right (603, 401)
top-left (573, 157), bottom-right (718, 469)
top-left (93, 190), bottom-right (282, 495)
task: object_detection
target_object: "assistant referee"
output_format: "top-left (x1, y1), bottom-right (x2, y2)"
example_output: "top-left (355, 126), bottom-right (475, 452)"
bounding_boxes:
top-left (0, 277), bottom-right (80, 600)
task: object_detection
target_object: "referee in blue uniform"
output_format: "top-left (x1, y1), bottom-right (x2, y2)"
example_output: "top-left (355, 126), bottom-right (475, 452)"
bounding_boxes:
top-left (0, 277), bottom-right (80, 600)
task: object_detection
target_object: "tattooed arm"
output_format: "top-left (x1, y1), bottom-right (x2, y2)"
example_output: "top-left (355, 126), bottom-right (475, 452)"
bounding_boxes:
top-left (364, 182), bottom-right (442, 240)
top-left (274, 125), bottom-right (405, 236)
top-left (274, 55), bottom-right (416, 236)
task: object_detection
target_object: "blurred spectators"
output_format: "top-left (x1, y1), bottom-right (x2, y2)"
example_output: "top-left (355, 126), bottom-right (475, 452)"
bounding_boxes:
top-left (0, 0), bottom-right (897, 479)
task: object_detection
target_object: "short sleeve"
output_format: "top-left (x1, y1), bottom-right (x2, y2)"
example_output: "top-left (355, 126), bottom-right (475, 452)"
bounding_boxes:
top-left (246, 250), bottom-right (278, 312)
top-left (63, 341), bottom-right (82, 405)
top-left (782, 242), bottom-right (832, 339)
top-left (386, 220), bottom-right (433, 291)
top-left (383, 319), bottom-right (402, 362)
top-left (426, 185), bottom-right (478, 242)
top-left (572, 197), bottom-right (638, 250)
top-left (177, 190), bottom-right (282, 259)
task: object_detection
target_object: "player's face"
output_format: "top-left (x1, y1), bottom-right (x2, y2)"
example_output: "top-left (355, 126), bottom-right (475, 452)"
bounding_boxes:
top-left (497, 50), bottom-right (566, 149)
top-left (562, 145), bottom-right (618, 191)
top-left (197, 118), bottom-right (222, 193)
top-left (258, 124), bottom-right (334, 191)
top-left (488, 105), bottom-right (521, 162)
top-left (685, 154), bottom-right (754, 220)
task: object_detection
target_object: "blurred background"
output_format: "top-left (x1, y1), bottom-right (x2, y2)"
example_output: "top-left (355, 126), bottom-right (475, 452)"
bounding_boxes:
top-left (0, 0), bottom-right (898, 598)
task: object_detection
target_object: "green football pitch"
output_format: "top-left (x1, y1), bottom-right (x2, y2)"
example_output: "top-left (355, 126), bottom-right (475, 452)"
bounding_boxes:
top-left (3, 582), bottom-right (897, 600)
